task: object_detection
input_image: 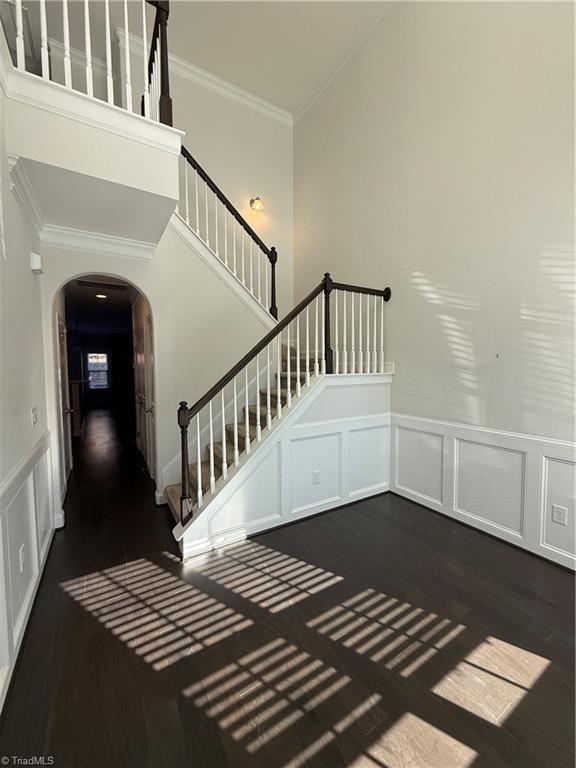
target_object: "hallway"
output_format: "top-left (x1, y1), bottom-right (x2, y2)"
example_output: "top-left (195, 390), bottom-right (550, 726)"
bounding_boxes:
top-left (0, 412), bottom-right (573, 768)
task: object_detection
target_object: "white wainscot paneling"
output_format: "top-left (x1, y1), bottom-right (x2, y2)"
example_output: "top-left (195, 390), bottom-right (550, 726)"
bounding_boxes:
top-left (209, 445), bottom-right (282, 543)
top-left (5, 477), bottom-right (38, 643)
top-left (542, 457), bottom-right (575, 557)
top-left (291, 432), bottom-right (341, 515)
top-left (34, 449), bottom-right (53, 560)
top-left (455, 440), bottom-right (525, 537)
top-left (349, 425), bottom-right (389, 497)
top-left (396, 426), bottom-right (443, 505)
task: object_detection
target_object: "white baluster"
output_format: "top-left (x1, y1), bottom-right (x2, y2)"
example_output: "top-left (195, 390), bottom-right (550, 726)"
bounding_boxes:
top-left (14, 0), bottom-right (25, 70)
top-left (296, 315), bottom-right (301, 397)
top-left (83, 0), bottom-right (93, 96)
top-left (257, 251), bottom-right (262, 303)
top-left (123, 0), bottom-right (132, 111)
top-left (335, 290), bottom-right (339, 374)
top-left (255, 353), bottom-right (261, 441)
top-left (196, 414), bottom-right (203, 508)
top-left (233, 377), bottom-right (239, 466)
top-left (221, 390), bottom-right (227, 480)
top-left (265, 255), bottom-right (269, 310)
top-left (366, 292), bottom-right (370, 374)
top-left (184, 162), bottom-right (189, 225)
top-left (233, 223), bottom-right (237, 275)
top-left (141, 0), bottom-right (149, 116)
top-left (286, 324), bottom-right (292, 407)
top-left (224, 212), bottom-right (228, 268)
top-left (244, 366), bottom-right (251, 454)
top-left (380, 296), bottom-right (385, 373)
top-left (39, 0), bottom-right (49, 79)
top-left (215, 194), bottom-right (219, 257)
top-left (343, 291), bottom-right (348, 374)
top-left (62, 0), bottom-right (72, 86)
top-left (277, 335), bottom-right (282, 418)
top-left (194, 172), bottom-right (199, 234)
top-left (205, 183), bottom-right (209, 246)
top-left (351, 292), bottom-right (356, 373)
top-left (208, 401), bottom-right (215, 493)
top-left (104, 0), bottom-right (113, 102)
top-left (249, 242), bottom-right (254, 294)
top-left (241, 233), bottom-right (245, 284)
top-left (266, 344), bottom-right (272, 430)
top-left (373, 294), bottom-right (378, 371)
top-left (359, 293), bottom-right (364, 373)
top-left (305, 306), bottom-right (310, 386)
top-left (314, 296), bottom-right (319, 376)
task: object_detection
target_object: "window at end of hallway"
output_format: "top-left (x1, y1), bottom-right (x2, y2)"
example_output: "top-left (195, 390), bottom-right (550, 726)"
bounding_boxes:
top-left (87, 353), bottom-right (109, 390)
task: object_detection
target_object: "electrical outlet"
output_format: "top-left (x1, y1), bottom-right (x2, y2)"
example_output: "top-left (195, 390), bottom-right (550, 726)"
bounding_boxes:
top-left (18, 544), bottom-right (25, 573)
top-left (30, 406), bottom-right (38, 427)
top-left (312, 470), bottom-right (321, 485)
top-left (551, 505), bottom-right (568, 526)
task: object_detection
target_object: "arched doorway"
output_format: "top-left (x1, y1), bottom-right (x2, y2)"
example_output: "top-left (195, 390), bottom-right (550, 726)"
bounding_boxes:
top-left (54, 274), bottom-right (156, 498)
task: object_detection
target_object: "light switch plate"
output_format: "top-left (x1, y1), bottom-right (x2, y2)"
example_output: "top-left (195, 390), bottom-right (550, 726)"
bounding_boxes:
top-left (312, 470), bottom-right (321, 485)
top-left (551, 504), bottom-right (568, 526)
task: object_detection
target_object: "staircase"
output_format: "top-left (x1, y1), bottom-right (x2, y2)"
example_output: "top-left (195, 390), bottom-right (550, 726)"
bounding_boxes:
top-left (166, 275), bottom-right (392, 544)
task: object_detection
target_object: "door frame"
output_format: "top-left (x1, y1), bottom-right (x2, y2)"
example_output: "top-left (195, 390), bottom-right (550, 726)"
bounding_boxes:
top-left (55, 310), bottom-right (73, 489)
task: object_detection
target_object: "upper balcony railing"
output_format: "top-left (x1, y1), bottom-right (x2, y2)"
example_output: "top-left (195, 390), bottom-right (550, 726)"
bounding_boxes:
top-left (2, 0), bottom-right (172, 124)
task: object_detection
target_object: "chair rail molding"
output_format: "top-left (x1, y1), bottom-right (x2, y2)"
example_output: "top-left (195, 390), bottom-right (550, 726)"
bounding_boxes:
top-left (391, 412), bottom-right (576, 570)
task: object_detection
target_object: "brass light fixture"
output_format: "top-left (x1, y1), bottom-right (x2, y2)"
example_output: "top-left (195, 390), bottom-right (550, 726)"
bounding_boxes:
top-left (250, 197), bottom-right (264, 211)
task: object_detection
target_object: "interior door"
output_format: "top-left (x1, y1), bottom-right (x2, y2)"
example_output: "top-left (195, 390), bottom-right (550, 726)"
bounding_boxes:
top-left (143, 313), bottom-right (156, 482)
top-left (56, 313), bottom-right (73, 483)
top-left (133, 323), bottom-right (148, 462)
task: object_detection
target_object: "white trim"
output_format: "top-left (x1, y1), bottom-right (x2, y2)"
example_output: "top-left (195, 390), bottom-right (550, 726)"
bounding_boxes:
top-left (391, 413), bottom-right (575, 570)
top-left (116, 28), bottom-right (293, 127)
top-left (7, 155), bottom-right (45, 234)
top-left (0, 432), bottom-right (51, 505)
top-left (295, 2), bottom-right (396, 123)
top-left (54, 509), bottom-right (65, 529)
top-left (48, 37), bottom-right (108, 80)
top-left (4, 66), bottom-right (183, 155)
top-left (40, 224), bottom-right (156, 261)
top-left (170, 215), bottom-right (277, 326)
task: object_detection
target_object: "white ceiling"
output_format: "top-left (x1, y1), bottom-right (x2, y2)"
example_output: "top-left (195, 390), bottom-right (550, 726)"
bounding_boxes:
top-left (40, 1), bottom-right (388, 118)
top-left (166, 2), bottom-right (387, 117)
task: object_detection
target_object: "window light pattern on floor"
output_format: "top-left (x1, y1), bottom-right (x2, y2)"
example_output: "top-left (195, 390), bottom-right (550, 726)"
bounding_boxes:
top-left (307, 588), bottom-right (465, 677)
top-left (183, 637), bottom-right (384, 761)
top-left (190, 540), bottom-right (343, 614)
top-left (61, 558), bottom-right (253, 670)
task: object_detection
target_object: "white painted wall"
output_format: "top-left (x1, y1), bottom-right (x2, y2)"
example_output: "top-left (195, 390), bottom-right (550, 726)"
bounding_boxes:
top-left (39, 215), bottom-right (276, 517)
top-left (295, 1), bottom-right (574, 443)
top-left (0, 87), bottom-right (55, 711)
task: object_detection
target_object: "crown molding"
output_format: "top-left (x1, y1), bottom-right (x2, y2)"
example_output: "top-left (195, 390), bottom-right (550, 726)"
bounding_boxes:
top-left (40, 224), bottom-right (156, 261)
top-left (115, 28), bottom-right (292, 127)
top-left (8, 154), bottom-right (45, 234)
top-left (48, 38), bottom-right (108, 79)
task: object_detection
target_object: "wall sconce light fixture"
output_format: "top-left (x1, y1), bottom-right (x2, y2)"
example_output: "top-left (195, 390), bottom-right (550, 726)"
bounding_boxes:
top-left (250, 196), bottom-right (264, 211)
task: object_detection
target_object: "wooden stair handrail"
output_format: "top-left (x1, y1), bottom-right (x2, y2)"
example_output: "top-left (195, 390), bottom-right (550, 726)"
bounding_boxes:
top-left (181, 146), bottom-right (272, 258)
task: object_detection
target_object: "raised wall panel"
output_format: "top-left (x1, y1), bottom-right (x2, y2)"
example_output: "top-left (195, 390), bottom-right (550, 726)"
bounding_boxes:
top-left (5, 476), bottom-right (37, 643)
top-left (349, 425), bottom-right (389, 496)
top-left (396, 427), bottom-right (443, 504)
top-left (209, 445), bottom-right (281, 539)
top-left (33, 450), bottom-right (52, 559)
top-left (542, 457), bottom-right (575, 556)
top-left (455, 440), bottom-right (525, 536)
top-left (291, 432), bottom-right (341, 514)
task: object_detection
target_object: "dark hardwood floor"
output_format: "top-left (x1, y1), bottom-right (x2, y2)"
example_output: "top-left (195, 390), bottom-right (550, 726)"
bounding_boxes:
top-left (0, 409), bottom-right (573, 768)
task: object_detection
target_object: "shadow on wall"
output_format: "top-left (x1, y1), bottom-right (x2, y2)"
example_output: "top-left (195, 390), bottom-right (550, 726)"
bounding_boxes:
top-left (57, 539), bottom-right (566, 768)
top-left (521, 243), bottom-right (575, 438)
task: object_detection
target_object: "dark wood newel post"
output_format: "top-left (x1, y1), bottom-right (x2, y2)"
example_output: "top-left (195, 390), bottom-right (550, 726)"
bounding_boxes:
top-left (323, 272), bottom-right (334, 374)
top-left (157, 1), bottom-right (173, 127)
top-left (177, 400), bottom-right (191, 523)
top-left (268, 247), bottom-right (278, 319)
